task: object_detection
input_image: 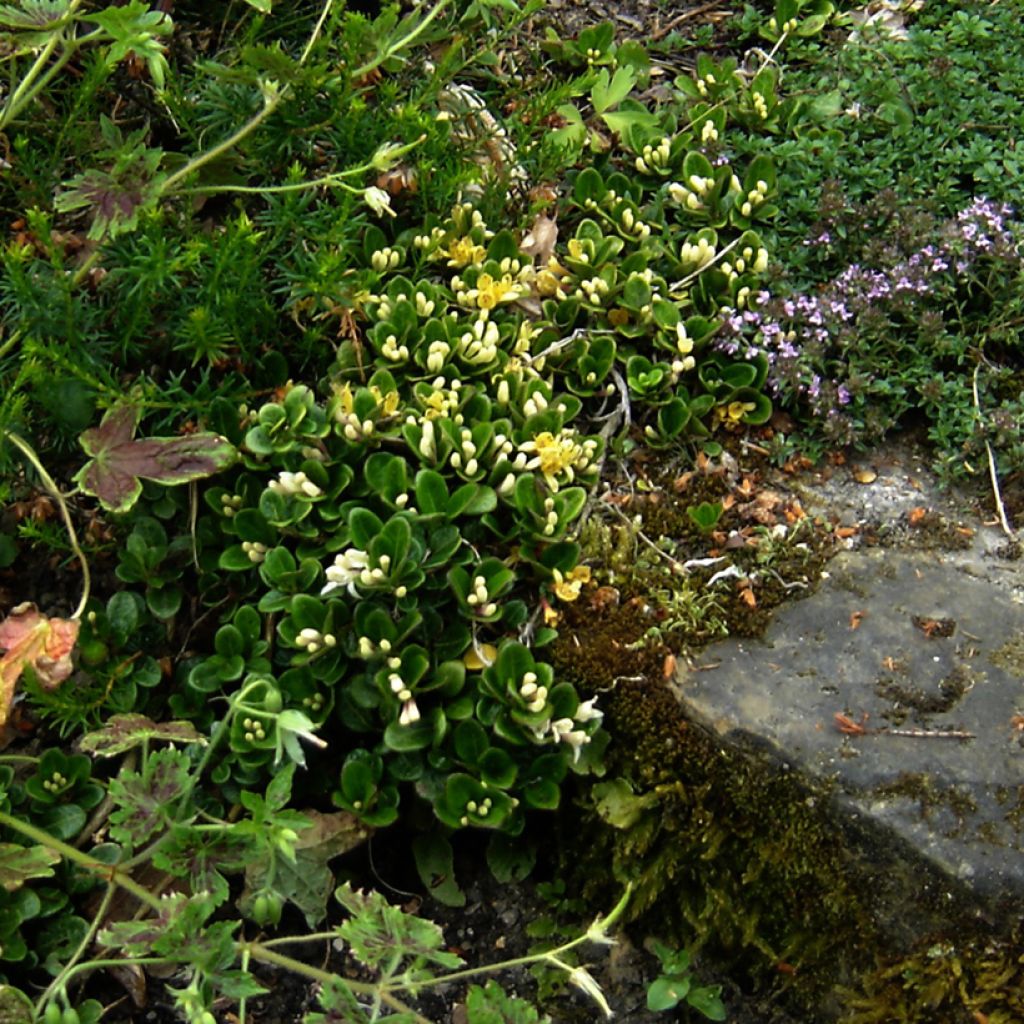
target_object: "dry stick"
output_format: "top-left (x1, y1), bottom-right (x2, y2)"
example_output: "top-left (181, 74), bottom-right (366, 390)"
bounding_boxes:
top-left (834, 712), bottom-right (974, 740)
top-left (972, 361), bottom-right (1016, 539)
top-left (651, 0), bottom-right (729, 41)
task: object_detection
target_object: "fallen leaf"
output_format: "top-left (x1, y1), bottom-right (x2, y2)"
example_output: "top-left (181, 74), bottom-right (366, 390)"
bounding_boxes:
top-left (462, 643), bottom-right (497, 671)
top-left (735, 476), bottom-right (758, 499)
top-left (738, 585), bottom-right (757, 608)
top-left (783, 499), bottom-right (806, 523)
top-left (782, 455), bottom-right (813, 474)
top-left (849, 610), bottom-right (865, 630)
top-left (835, 525), bottom-right (859, 539)
top-left (520, 213), bottom-right (558, 265)
top-left (74, 404), bottom-right (236, 514)
top-left (834, 711), bottom-right (869, 736)
top-left (662, 653), bottom-right (676, 679)
top-left (912, 616), bottom-right (956, 638)
top-left (0, 603), bottom-right (79, 727)
top-left (908, 506), bottom-right (928, 526)
top-left (853, 468), bottom-right (877, 484)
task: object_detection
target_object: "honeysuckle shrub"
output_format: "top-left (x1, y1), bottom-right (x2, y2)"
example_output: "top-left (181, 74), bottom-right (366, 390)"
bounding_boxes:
top-left (1, 0), bottom-right (795, 993)
top-left (4, 1), bottom-right (789, 856)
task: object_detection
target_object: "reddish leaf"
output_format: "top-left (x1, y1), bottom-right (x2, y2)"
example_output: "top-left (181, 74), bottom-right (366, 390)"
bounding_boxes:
top-left (74, 405), bottom-right (237, 513)
top-left (0, 603), bottom-right (80, 727)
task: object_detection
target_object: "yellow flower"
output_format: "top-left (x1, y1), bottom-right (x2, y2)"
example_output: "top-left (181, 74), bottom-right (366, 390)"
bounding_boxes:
top-left (567, 238), bottom-right (589, 263)
top-left (470, 272), bottom-right (520, 310)
top-left (535, 268), bottom-right (566, 298)
top-left (552, 565), bottom-right (592, 602)
top-left (517, 429), bottom-right (598, 491)
top-left (370, 385), bottom-right (400, 417)
top-left (444, 236), bottom-right (486, 268)
top-left (422, 390), bottom-right (449, 419)
top-left (334, 382), bottom-right (355, 416)
top-left (519, 430), bottom-right (582, 487)
top-left (676, 322), bottom-right (694, 355)
top-left (727, 400), bottom-right (756, 421)
top-left (714, 399), bottom-right (757, 429)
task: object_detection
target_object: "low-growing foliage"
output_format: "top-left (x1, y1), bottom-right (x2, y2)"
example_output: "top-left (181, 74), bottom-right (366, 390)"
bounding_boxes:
top-left (0, 0), bottom-right (1021, 1019)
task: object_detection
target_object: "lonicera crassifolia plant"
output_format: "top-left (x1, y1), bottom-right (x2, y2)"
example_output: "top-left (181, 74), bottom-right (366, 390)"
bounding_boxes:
top-left (181, 29), bottom-right (792, 835)
top-left (195, 363), bottom-right (608, 843)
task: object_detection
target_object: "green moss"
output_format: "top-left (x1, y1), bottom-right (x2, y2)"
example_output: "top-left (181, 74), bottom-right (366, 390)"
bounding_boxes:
top-left (989, 636), bottom-right (1024, 678)
top-left (874, 662), bottom-right (978, 724)
top-left (550, 672), bottom-right (1022, 1022)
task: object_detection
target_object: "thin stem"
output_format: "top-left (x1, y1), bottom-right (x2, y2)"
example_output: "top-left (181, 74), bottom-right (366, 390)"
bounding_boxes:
top-left (401, 887), bottom-right (632, 992)
top-left (70, 247), bottom-right (103, 290)
top-left (351, 0), bottom-right (449, 81)
top-left (257, 930), bottom-right (339, 949)
top-left (0, 4), bottom-right (97, 129)
top-left (36, 882), bottom-right (116, 1015)
top-left (170, 678), bottom-right (262, 821)
top-left (0, 30), bottom-right (61, 129)
top-left (160, 0), bottom-right (336, 196)
top-left (0, 809), bottom-right (162, 912)
top-left (2, 431), bottom-right (91, 619)
top-left (45, 956), bottom-right (171, 991)
top-left (159, 87), bottom-right (279, 195)
top-left (176, 173), bottom-right (366, 197)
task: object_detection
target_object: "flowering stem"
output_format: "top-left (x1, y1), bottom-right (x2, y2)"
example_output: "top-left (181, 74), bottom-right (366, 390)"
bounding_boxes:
top-left (397, 886), bottom-right (632, 993)
top-left (243, 942), bottom-right (433, 1022)
top-left (174, 135), bottom-right (427, 196)
top-left (35, 882), bottom-right (116, 1017)
top-left (0, 3), bottom-right (96, 130)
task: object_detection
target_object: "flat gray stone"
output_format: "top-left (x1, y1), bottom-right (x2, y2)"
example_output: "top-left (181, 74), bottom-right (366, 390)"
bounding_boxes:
top-left (675, 450), bottom-right (1024, 929)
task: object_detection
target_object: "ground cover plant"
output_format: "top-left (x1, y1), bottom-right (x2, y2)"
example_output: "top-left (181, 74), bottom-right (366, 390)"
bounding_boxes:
top-left (0, 0), bottom-right (1021, 1021)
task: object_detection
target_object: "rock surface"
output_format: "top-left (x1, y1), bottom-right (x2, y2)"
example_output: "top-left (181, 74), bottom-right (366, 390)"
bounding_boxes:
top-left (676, 440), bottom-right (1024, 935)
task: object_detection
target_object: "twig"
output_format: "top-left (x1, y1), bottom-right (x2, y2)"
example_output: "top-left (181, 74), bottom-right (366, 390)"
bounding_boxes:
top-left (651, 1), bottom-right (727, 41)
top-left (972, 361), bottom-right (1016, 539)
top-left (834, 712), bottom-right (974, 740)
top-left (601, 498), bottom-right (687, 575)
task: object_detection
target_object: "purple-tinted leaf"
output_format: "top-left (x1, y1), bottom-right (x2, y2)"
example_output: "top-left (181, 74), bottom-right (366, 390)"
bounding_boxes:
top-left (78, 713), bottom-right (206, 757)
top-left (74, 405), bottom-right (237, 513)
top-left (78, 405), bottom-right (139, 456)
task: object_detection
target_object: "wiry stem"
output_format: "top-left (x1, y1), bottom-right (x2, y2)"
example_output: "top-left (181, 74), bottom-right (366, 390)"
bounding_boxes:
top-left (2, 431), bottom-right (91, 619)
